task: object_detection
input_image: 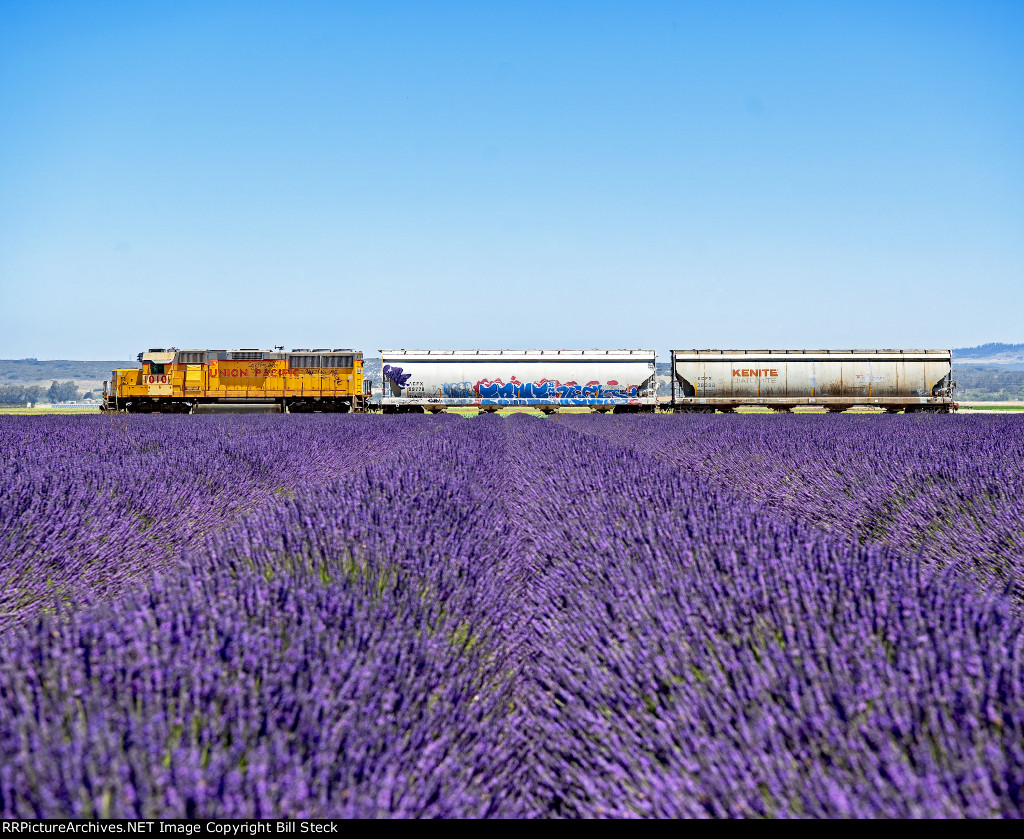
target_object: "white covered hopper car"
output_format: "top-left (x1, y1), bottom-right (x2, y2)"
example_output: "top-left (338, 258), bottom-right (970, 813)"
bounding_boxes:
top-left (380, 349), bottom-right (658, 413)
top-left (671, 349), bottom-right (955, 413)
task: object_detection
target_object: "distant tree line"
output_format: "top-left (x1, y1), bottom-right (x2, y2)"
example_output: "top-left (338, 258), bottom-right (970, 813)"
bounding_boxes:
top-left (0, 385), bottom-right (43, 404)
top-left (955, 366), bottom-right (1024, 402)
top-left (0, 381), bottom-right (83, 404)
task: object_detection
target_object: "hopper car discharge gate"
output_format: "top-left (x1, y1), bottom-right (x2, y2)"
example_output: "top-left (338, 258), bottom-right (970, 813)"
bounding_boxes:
top-left (102, 348), bottom-right (371, 414)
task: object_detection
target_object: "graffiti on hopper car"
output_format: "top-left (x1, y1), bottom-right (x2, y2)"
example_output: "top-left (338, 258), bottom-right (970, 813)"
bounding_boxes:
top-left (383, 365), bottom-right (413, 387)
top-left (443, 381), bottom-right (476, 398)
top-left (478, 378), bottom-right (639, 400)
top-left (472, 378), bottom-right (639, 400)
top-left (436, 377), bottom-right (641, 399)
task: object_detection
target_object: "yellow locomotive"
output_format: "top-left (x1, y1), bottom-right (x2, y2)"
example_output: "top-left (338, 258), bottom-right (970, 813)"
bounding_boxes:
top-left (102, 347), bottom-right (369, 413)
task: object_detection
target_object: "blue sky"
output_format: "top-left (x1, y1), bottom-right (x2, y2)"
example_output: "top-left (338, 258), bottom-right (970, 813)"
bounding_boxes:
top-left (1, 1), bottom-right (1021, 360)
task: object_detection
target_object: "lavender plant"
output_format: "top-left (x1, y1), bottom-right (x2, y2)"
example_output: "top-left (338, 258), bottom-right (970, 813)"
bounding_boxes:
top-left (559, 413), bottom-right (1024, 594)
top-left (0, 413), bottom-right (1021, 817)
top-left (0, 415), bottom-right (422, 627)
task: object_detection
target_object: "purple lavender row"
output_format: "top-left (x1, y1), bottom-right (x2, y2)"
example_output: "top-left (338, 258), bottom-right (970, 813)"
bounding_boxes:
top-left (0, 415), bottom-right (425, 629)
top-left (0, 416), bottom-right (528, 817)
top-left (558, 413), bottom-right (1024, 596)
top-left (1, 415), bottom-right (1022, 816)
top-left (509, 416), bottom-right (1024, 816)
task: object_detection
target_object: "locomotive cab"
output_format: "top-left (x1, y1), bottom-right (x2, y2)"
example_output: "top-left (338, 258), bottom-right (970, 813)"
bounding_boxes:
top-left (138, 349), bottom-right (176, 398)
top-left (139, 349), bottom-right (171, 372)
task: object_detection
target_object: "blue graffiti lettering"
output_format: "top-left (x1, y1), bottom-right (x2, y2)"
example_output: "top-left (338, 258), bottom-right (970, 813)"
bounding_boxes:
top-left (474, 378), bottom-right (640, 400)
top-left (477, 397), bottom-right (641, 406)
top-left (442, 381), bottom-right (476, 398)
top-left (478, 381), bottom-right (515, 398)
top-left (383, 365), bottom-right (412, 388)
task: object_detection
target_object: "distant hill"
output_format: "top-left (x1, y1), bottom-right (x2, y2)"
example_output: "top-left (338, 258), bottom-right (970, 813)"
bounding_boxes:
top-left (0, 359), bottom-right (135, 404)
top-left (363, 358), bottom-right (382, 397)
top-left (0, 359), bottom-right (134, 384)
top-left (949, 345), bottom-right (1024, 400)
top-left (952, 343), bottom-right (1024, 364)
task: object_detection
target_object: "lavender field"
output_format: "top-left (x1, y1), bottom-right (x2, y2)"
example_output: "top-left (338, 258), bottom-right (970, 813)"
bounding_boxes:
top-left (1, 413), bottom-right (1023, 817)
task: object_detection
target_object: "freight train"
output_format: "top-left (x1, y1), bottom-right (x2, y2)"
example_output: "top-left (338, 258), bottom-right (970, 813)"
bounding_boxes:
top-left (102, 347), bottom-right (956, 414)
